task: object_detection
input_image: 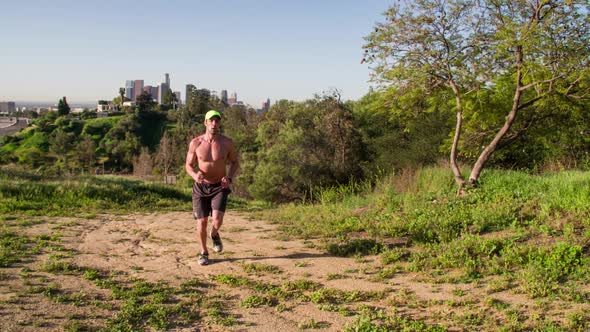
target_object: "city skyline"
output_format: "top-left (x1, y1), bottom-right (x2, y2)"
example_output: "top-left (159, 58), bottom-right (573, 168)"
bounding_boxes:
top-left (0, 1), bottom-right (392, 107)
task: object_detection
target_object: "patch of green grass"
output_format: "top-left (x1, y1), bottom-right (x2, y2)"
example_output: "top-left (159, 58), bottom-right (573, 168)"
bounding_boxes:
top-left (178, 278), bottom-right (208, 295)
top-left (63, 319), bottom-right (90, 332)
top-left (317, 303), bottom-right (355, 316)
top-left (298, 318), bottom-right (330, 329)
top-left (212, 274), bottom-right (250, 287)
top-left (344, 306), bottom-right (447, 332)
top-left (375, 265), bottom-right (400, 280)
top-left (519, 242), bottom-right (584, 298)
top-left (282, 279), bottom-right (322, 292)
top-left (241, 262), bottom-right (283, 275)
top-left (484, 297), bottom-right (509, 310)
top-left (327, 239), bottom-right (384, 257)
top-left (0, 171), bottom-right (193, 216)
top-left (206, 300), bottom-right (237, 327)
top-left (241, 294), bottom-right (275, 308)
top-left (381, 247), bottom-right (410, 264)
top-left (309, 288), bottom-right (386, 305)
top-left (40, 257), bottom-right (80, 274)
top-left (326, 273), bottom-right (347, 280)
top-left (0, 230), bottom-right (30, 267)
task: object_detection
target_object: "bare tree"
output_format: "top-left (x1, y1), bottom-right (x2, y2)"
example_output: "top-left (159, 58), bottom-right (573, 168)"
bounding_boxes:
top-left (364, 0), bottom-right (589, 194)
top-left (154, 131), bottom-right (178, 176)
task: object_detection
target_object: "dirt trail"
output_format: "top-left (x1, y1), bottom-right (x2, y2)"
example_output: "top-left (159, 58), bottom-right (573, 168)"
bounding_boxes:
top-left (72, 211), bottom-right (395, 330)
top-left (3, 211), bottom-right (561, 331)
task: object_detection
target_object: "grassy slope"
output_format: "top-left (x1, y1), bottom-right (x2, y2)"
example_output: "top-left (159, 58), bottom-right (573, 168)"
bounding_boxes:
top-left (0, 165), bottom-right (191, 216)
top-left (2, 166), bottom-right (589, 330)
top-left (256, 168), bottom-right (590, 305)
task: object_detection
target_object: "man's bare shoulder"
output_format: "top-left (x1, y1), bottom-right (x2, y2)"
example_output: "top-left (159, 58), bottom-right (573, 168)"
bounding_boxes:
top-left (189, 136), bottom-right (205, 147)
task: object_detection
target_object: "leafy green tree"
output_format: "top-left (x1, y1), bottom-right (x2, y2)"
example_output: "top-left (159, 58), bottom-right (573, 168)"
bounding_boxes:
top-left (353, 88), bottom-right (452, 173)
top-left (34, 112), bottom-right (58, 133)
top-left (247, 94), bottom-right (364, 201)
top-left (76, 136), bottom-right (96, 172)
top-left (80, 109), bottom-right (98, 119)
top-left (135, 91), bottom-right (155, 112)
top-left (222, 105), bottom-right (260, 153)
top-left (54, 116), bottom-right (83, 136)
top-left (57, 97), bottom-right (70, 116)
top-left (100, 115), bottom-right (141, 170)
top-left (119, 87), bottom-right (126, 108)
top-left (162, 88), bottom-right (174, 108)
top-left (364, 0), bottom-right (589, 194)
top-left (49, 129), bottom-right (74, 172)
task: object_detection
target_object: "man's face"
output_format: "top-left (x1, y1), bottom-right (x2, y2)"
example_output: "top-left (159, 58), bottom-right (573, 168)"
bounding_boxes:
top-left (205, 116), bottom-right (221, 134)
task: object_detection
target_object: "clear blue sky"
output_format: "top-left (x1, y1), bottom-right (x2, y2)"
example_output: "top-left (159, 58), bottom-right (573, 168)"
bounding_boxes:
top-left (0, 0), bottom-right (392, 107)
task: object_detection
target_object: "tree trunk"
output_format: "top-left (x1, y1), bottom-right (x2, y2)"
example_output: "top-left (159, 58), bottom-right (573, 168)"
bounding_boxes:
top-left (469, 45), bottom-right (524, 184)
top-left (448, 79), bottom-right (466, 194)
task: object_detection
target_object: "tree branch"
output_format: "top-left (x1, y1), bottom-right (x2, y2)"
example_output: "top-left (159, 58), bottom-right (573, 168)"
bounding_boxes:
top-left (517, 95), bottom-right (543, 111)
top-left (518, 74), bottom-right (565, 92)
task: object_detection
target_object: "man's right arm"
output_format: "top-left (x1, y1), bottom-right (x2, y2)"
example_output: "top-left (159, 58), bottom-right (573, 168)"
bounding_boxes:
top-left (185, 138), bottom-right (202, 182)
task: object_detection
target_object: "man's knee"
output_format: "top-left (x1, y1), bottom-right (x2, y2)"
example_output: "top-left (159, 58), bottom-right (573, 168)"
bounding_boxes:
top-left (196, 218), bottom-right (208, 229)
top-left (212, 210), bottom-right (225, 221)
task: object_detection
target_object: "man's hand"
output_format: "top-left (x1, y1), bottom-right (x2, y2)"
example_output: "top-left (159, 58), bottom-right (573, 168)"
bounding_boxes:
top-left (221, 176), bottom-right (231, 189)
top-left (196, 171), bottom-right (204, 183)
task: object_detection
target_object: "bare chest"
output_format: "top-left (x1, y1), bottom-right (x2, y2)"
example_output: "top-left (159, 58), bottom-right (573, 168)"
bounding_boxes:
top-left (196, 140), bottom-right (227, 162)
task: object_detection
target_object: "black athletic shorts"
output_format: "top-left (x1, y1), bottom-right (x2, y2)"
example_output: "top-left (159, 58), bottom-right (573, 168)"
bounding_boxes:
top-left (192, 181), bottom-right (231, 219)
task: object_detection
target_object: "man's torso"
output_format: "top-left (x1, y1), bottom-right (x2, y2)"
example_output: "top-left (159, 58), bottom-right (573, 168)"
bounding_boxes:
top-left (195, 134), bottom-right (229, 183)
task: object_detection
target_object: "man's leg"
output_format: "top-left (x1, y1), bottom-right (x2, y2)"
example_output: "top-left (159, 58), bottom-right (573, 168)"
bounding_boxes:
top-left (210, 187), bottom-right (230, 253)
top-left (196, 216), bottom-right (209, 254)
top-left (210, 210), bottom-right (224, 253)
top-left (211, 210), bottom-right (224, 236)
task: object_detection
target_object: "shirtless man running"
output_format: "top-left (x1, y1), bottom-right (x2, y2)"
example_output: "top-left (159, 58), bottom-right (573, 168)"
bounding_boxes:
top-left (185, 110), bottom-right (239, 266)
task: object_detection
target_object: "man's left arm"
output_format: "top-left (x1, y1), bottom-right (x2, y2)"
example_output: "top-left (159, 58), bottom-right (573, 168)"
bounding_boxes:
top-left (223, 139), bottom-right (240, 186)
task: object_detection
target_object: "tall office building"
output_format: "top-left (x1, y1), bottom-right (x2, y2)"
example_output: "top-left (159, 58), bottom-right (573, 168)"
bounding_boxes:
top-left (220, 90), bottom-right (228, 105)
top-left (150, 86), bottom-right (158, 101)
top-left (134, 80), bottom-right (144, 101)
top-left (0, 101), bottom-right (16, 113)
top-left (262, 98), bottom-right (270, 112)
top-left (144, 86), bottom-right (158, 101)
top-left (228, 92), bottom-right (237, 105)
top-left (165, 73), bottom-right (170, 88)
top-left (158, 83), bottom-right (169, 104)
top-left (125, 80), bottom-right (135, 101)
top-left (185, 84), bottom-right (196, 105)
top-left (174, 92), bottom-right (181, 105)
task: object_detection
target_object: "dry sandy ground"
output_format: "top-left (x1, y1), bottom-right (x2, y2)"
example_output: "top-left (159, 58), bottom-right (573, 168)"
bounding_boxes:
top-left (1, 211), bottom-right (585, 331)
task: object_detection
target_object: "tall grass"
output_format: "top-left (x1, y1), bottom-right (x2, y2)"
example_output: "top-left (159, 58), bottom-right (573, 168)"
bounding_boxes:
top-left (0, 167), bottom-right (192, 216)
top-left (257, 166), bottom-right (590, 296)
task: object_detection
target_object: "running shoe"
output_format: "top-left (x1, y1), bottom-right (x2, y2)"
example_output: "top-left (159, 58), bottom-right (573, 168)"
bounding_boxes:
top-left (211, 232), bottom-right (223, 253)
top-left (198, 252), bottom-right (209, 266)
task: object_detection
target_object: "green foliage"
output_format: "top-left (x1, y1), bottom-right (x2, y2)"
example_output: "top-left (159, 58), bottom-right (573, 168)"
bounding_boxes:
top-left (135, 91), bottom-right (156, 112)
top-left (82, 116), bottom-right (121, 141)
top-left (327, 239), bottom-right (384, 257)
top-left (0, 230), bottom-right (31, 267)
top-left (352, 88), bottom-right (452, 174)
top-left (262, 167), bottom-right (590, 300)
top-left (57, 97), bottom-right (70, 116)
top-left (0, 169), bottom-right (191, 216)
top-left (520, 243), bottom-right (584, 298)
top-left (212, 274), bottom-right (250, 287)
top-left (247, 93), bottom-right (364, 201)
top-left (344, 308), bottom-right (447, 332)
top-left (364, 1), bottom-right (590, 187)
top-left (241, 295), bottom-right (274, 308)
top-left (241, 262), bottom-right (283, 275)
